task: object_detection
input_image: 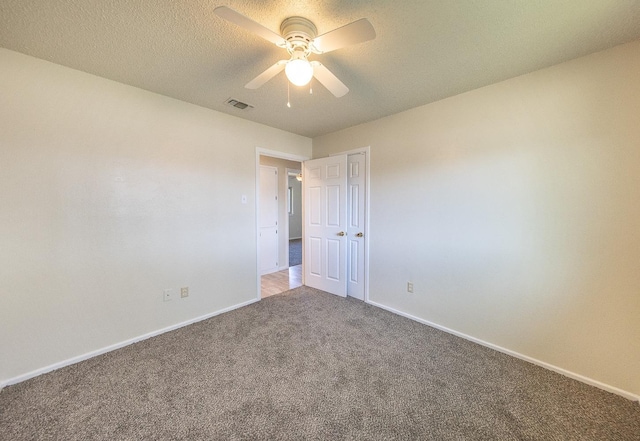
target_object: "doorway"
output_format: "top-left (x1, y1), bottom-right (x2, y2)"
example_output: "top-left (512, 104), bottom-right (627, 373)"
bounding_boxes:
top-left (255, 147), bottom-right (368, 302)
top-left (256, 149), bottom-right (308, 298)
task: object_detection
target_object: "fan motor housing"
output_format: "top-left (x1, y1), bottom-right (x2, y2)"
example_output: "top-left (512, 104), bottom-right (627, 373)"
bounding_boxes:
top-left (280, 16), bottom-right (317, 50)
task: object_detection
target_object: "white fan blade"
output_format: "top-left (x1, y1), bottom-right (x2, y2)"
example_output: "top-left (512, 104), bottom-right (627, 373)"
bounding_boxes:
top-left (311, 18), bottom-right (376, 54)
top-left (245, 61), bottom-right (287, 89)
top-left (214, 6), bottom-right (285, 46)
top-left (311, 62), bottom-right (349, 97)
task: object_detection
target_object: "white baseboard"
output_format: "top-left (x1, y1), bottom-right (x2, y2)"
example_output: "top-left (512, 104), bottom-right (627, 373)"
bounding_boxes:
top-left (289, 236), bottom-right (302, 240)
top-left (0, 298), bottom-right (259, 391)
top-left (366, 300), bottom-right (640, 403)
top-left (4, 297), bottom-right (637, 405)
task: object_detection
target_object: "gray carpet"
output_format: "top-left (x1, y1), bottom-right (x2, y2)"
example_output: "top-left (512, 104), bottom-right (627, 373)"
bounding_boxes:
top-left (1, 287), bottom-right (639, 440)
top-left (289, 238), bottom-right (302, 267)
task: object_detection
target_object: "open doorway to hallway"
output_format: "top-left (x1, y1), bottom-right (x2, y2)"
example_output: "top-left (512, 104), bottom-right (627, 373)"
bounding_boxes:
top-left (258, 154), bottom-right (303, 298)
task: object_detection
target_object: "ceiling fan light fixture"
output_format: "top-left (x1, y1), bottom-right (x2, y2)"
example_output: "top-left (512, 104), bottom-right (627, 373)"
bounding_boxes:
top-left (285, 58), bottom-right (313, 86)
top-left (214, 6), bottom-right (375, 97)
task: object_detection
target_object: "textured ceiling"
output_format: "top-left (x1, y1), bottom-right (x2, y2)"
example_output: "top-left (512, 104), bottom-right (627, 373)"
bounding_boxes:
top-left (2, 0), bottom-right (640, 138)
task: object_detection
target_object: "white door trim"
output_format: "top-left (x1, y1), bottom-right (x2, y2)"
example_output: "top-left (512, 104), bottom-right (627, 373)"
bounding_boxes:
top-left (255, 148), bottom-right (310, 301)
top-left (330, 146), bottom-right (370, 302)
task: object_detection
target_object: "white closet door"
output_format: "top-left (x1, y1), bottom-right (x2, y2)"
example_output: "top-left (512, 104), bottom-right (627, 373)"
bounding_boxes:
top-left (303, 155), bottom-right (348, 297)
top-left (259, 165), bottom-right (278, 275)
top-left (347, 152), bottom-right (366, 300)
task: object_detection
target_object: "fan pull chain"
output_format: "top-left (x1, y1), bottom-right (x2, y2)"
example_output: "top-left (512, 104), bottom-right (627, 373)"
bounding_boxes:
top-left (310, 78), bottom-right (313, 95)
top-left (287, 81), bottom-right (291, 108)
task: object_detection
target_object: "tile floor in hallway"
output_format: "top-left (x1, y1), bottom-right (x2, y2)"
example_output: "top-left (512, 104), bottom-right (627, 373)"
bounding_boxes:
top-left (261, 265), bottom-right (302, 298)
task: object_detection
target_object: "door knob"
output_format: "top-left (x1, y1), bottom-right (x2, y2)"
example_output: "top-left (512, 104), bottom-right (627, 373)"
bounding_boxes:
top-left (356, 232), bottom-right (363, 238)
top-left (337, 231), bottom-right (346, 236)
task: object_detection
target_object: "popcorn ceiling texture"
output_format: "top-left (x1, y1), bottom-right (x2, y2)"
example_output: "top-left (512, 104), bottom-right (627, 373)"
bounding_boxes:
top-left (1, 0), bottom-right (640, 137)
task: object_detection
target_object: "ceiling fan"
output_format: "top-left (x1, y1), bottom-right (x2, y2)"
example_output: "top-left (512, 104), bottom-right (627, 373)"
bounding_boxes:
top-left (213, 6), bottom-right (376, 98)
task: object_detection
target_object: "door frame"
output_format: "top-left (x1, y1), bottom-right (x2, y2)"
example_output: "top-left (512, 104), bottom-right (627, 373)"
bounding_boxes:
top-left (330, 146), bottom-right (371, 302)
top-left (255, 148), bottom-right (310, 301)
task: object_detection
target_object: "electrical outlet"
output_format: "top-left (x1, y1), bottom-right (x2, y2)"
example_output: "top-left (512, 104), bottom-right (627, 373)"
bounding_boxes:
top-left (181, 287), bottom-right (189, 298)
top-left (407, 282), bottom-right (414, 293)
top-left (163, 289), bottom-right (173, 302)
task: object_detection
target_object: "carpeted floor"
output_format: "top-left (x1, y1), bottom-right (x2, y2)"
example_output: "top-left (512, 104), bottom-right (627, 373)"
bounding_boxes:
top-left (1, 286), bottom-right (639, 440)
top-left (289, 238), bottom-right (302, 267)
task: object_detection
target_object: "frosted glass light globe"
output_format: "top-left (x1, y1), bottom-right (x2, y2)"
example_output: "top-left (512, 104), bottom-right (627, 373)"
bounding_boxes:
top-left (285, 59), bottom-right (313, 86)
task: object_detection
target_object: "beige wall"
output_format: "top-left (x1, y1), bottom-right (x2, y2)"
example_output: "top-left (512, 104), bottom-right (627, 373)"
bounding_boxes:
top-left (259, 156), bottom-right (302, 267)
top-left (313, 41), bottom-right (640, 398)
top-left (0, 49), bottom-right (311, 384)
